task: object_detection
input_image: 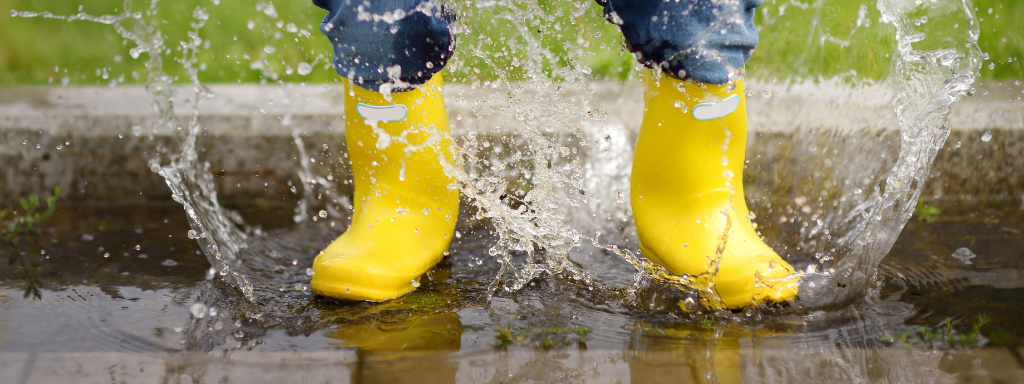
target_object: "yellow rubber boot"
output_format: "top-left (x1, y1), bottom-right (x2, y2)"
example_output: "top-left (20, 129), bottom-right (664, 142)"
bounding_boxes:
top-left (311, 73), bottom-right (459, 302)
top-left (631, 69), bottom-right (798, 309)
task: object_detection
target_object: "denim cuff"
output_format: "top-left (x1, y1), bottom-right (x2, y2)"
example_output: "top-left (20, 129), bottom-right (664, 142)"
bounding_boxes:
top-left (313, 0), bottom-right (455, 92)
top-left (601, 0), bottom-right (763, 84)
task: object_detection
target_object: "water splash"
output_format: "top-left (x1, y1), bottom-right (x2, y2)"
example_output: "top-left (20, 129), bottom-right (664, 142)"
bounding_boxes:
top-left (12, 0), bottom-right (983, 317)
top-left (16, 2), bottom-right (264, 301)
top-left (748, 0), bottom-right (983, 308)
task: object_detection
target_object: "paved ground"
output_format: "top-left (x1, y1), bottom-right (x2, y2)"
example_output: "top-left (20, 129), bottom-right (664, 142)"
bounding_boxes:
top-left (2, 346), bottom-right (1023, 383)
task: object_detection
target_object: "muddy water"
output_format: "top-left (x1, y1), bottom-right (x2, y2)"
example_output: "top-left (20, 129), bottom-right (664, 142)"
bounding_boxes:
top-left (2, 199), bottom-right (1023, 382)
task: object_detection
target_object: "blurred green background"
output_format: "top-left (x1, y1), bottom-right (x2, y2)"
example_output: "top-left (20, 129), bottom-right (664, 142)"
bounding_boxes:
top-left (0, 0), bottom-right (1019, 87)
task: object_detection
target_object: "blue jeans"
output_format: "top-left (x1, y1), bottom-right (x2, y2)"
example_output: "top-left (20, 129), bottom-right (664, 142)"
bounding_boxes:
top-left (313, 0), bottom-right (762, 91)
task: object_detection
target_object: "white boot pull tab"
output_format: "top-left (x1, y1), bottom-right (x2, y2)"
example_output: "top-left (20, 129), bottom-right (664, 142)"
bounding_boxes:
top-left (692, 94), bottom-right (740, 121)
top-left (356, 103), bottom-right (408, 123)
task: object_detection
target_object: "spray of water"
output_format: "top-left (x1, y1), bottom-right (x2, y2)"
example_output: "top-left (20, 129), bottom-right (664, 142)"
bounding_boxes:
top-left (12, 0), bottom-right (983, 318)
top-left (790, 0), bottom-right (983, 307)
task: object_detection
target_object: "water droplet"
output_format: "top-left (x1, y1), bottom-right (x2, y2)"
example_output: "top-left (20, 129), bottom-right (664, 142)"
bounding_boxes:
top-left (205, 267), bottom-right (216, 280)
top-left (981, 131), bottom-right (993, 142)
top-left (410, 279), bottom-right (420, 288)
top-left (345, 288), bottom-right (351, 294)
top-left (173, 326), bottom-right (184, 333)
top-left (190, 303), bottom-right (208, 318)
top-left (187, 230), bottom-right (198, 239)
top-left (762, 90), bottom-right (772, 97)
top-left (161, 259), bottom-right (178, 266)
top-left (291, 260), bottom-right (298, 266)
top-left (208, 307), bottom-right (219, 317)
top-left (103, 252), bottom-right (110, 258)
top-left (673, 100), bottom-right (688, 113)
top-left (318, 210), bottom-right (327, 218)
top-left (297, 62), bottom-right (312, 76)
top-left (952, 247), bottom-right (976, 264)
top-left (134, 245), bottom-right (141, 251)
top-left (81, 234), bottom-right (95, 241)
top-left (305, 268), bottom-right (314, 276)
top-left (681, 297), bottom-right (697, 312)
top-left (422, 207), bottom-right (431, 215)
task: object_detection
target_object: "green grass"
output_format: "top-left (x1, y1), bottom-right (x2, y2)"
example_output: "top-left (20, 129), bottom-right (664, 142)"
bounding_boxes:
top-left (3, 186), bottom-right (61, 300)
top-left (0, 0), bottom-right (1018, 86)
top-left (0, 0), bottom-right (335, 85)
top-left (972, 1), bottom-right (1024, 79)
top-left (913, 200), bottom-right (941, 223)
top-left (751, 0), bottom-right (1023, 81)
top-left (2, 186), bottom-right (60, 241)
top-left (493, 326), bottom-right (589, 349)
top-left (879, 314), bottom-right (990, 349)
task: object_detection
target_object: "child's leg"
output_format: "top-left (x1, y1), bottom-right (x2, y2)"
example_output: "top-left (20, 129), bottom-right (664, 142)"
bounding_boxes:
top-left (312, 0), bottom-right (454, 93)
top-left (310, 0), bottom-right (458, 301)
top-left (601, 0), bottom-right (799, 308)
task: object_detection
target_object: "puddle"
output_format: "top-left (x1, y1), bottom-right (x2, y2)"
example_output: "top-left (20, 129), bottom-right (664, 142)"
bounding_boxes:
top-left (2, 199), bottom-right (1024, 381)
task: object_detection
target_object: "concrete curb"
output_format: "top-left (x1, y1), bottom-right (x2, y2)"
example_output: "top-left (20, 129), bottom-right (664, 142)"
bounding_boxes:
top-left (1, 81), bottom-right (1021, 203)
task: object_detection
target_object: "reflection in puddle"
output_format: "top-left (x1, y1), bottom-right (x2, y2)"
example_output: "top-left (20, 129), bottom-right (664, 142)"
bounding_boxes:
top-left (327, 312), bottom-right (462, 384)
